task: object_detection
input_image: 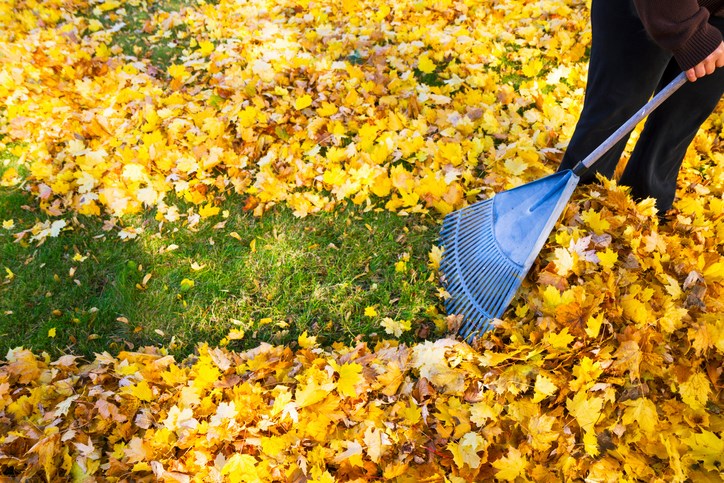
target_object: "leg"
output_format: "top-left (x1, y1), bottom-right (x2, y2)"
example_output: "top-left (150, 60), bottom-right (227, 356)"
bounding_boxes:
top-left (558, 0), bottom-right (671, 182)
top-left (619, 19), bottom-right (724, 213)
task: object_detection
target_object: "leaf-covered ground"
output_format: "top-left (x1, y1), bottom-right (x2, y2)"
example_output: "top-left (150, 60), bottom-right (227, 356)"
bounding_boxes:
top-left (1, 0), bottom-right (723, 481)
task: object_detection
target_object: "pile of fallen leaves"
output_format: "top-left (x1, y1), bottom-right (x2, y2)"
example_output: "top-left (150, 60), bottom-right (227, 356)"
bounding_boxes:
top-left (1, 0), bottom-right (590, 236)
top-left (2, 0), bottom-right (724, 481)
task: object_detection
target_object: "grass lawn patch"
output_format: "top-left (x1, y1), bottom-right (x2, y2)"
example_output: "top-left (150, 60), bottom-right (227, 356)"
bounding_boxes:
top-left (1, 184), bottom-right (442, 358)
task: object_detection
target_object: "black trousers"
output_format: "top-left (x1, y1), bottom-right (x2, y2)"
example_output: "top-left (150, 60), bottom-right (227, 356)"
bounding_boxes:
top-left (558, 0), bottom-right (724, 214)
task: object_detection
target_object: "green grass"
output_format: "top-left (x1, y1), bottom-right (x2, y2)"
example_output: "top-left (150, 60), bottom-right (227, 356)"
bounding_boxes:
top-left (0, 182), bottom-right (442, 359)
top-left (89, 0), bottom-right (197, 70)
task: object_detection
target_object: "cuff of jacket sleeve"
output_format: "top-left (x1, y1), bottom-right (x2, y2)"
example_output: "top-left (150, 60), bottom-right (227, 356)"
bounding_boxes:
top-left (673, 23), bottom-right (724, 70)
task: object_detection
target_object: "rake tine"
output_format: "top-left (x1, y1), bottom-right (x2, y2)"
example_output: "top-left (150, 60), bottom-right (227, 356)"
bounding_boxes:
top-left (457, 249), bottom-right (495, 285)
top-left (442, 236), bottom-right (485, 279)
top-left (476, 264), bottom-right (510, 311)
top-left (452, 261), bottom-right (497, 315)
top-left (460, 323), bottom-right (477, 341)
top-left (445, 202), bottom-right (488, 229)
top-left (462, 315), bottom-right (490, 341)
top-left (486, 278), bottom-right (518, 318)
top-left (446, 296), bottom-right (470, 318)
top-left (468, 315), bottom-right (492, 337)
top-left (452, 223), bottom-right (494, 248)
top-left (447, 250), bottom-right (501, 308)
top-left (489, 272), bottom-right (520, 314)
top-left (440, 221), bottom-right (459, 237)
top-left (459, 233), bottom-right (497, 263)
top-left (458, 319), bottom-right (475, 340)
top-left (444, 278), bottom-right (463, 298)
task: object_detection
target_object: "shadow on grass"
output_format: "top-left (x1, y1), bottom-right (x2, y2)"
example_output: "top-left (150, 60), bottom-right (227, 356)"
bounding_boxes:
top-left (0, 188), bottom-right (162, 357)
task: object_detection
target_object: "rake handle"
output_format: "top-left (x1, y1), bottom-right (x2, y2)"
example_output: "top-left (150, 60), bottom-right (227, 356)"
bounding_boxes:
top-left (572, 72), bottom-right (688, 176)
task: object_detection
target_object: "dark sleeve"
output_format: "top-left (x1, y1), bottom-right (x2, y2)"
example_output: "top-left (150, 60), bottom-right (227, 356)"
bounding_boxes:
top-left (633, 0), bottom-right (723, 69)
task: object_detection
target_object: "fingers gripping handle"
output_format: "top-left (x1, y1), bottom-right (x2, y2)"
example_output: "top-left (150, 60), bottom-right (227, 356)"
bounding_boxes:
top-left (571, 72), bottom-right (688, 177)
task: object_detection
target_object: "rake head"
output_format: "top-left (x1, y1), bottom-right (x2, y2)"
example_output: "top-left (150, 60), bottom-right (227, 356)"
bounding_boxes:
top-left (440, 171), bottom-right (580, 340)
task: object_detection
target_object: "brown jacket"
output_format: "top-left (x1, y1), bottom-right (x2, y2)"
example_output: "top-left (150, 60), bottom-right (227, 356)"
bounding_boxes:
top-left (634, 0), bottom-right (724, 69)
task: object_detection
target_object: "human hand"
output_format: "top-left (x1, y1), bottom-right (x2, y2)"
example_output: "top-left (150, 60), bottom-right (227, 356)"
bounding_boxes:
top-left (686, 41), bottom-right (724, 81)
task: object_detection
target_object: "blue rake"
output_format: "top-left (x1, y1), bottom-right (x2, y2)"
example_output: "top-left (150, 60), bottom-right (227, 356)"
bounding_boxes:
top-left (440, 72), bottom-right (688, 341)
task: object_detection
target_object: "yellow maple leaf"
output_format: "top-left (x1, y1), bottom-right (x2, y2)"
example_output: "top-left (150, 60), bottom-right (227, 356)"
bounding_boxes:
top-left (370, 172), bottom-right (392, 198)
top-left (492, 447), bottom-right (528, 481)
top-left (503, 157), bottom-right (528, 176)
top-left (163, 405), bottom-right (197, 433)
top-left (323, 166), bottom-right (346, 186)
top-left (412, 340), bottom-right (466, 393)
top-left (124, 436), bottom-right (152, 463)
top-left (198, 40), bottom-right (214, 56)
top-left (621, 294), bottom-right (650, 325)
top-left (611, 340), bottom-right (642, 381)
top-left (683, 430), bottom-right (724, 471)
top-left (570, 357), bottom-right (603, 392)
top-left (0, 168), bottom-right (19, 186)
top-left (522, 58), bottom-right (543, 77)
top-left (399, 400), bottom-right (421, 425)
top-left (191, 353), bottom-right (221, 391)
top-left (428, 245), bottom-right (443, 271)
top-left (122, 379), bottom-right (154, 402)
top-left (660, 434), bottom-right (686, 482)
top-left (180, 278), bottom-right (195, 292)
top-left (294, 94), bottom-right (313, 110)
top-left (659, 301), bottom-right (687, 333)
top-left (622, 398), bottom-right (658, 435)
top-left (532, 374), bottom-right (558, 403)
top-left (382, 463), bottom-right (408, 479)
top-left (448, 432), bottom-right (485, 469)
top-left (227, 328), bottom-right (245, 341)
top-left (679, 371), bottom-right (711, 410)
top-left (470, 401), bottom-right (502, 426)
top-left (703, 261), bottom-right (724, 282)
top-left (95, 42), bottom-right (110, 60)
top-left (527, 414), bottom-right (559, 452)
top-left (222, 454), bottom-right (263, 483)
top-left (298, 331), bottom-right (317, 348)
top-left (544, 327), bottom-right (575, 350)
top-left (566, 390), bottom-right (603, 433)
top-left (583, 430), bottom-right (599, 457)
top-left (417, 54), bottom-right (436, 74)
top-left (261, 435), bottom-right (289, 459)
top-left (334, 362), bottom-right (364, 398)
top-left (167, 64), bottom-right (189, 80)
top-left (317, 102), bottom-right (338, 116)
top-left (198, 204), bottom-right (220, 218)
top-left (377, 365), bottom-right (404, 397)
top-left (364, 306), bottom-right (378, 317)
top-left (381, 317), bottom-right (411, 337)
top-left (581, 209), bottom-right (611, 235)
top-left (333, 440), bottom-right (364, 467)
top-left (552, 247), bottom-right (576, 276)
top-left (596, 248), bottom-right (618, 270)
top-left (295, 378), bottom-right (332, 408)
top-left (363, 426), bottom-right (389, 463)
